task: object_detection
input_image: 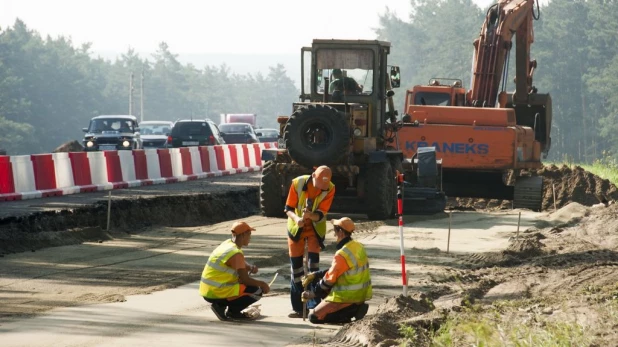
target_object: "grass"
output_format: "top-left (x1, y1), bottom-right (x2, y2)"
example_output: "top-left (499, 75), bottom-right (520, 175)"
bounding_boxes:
top-left (410, 306), bottom-right (592, 347)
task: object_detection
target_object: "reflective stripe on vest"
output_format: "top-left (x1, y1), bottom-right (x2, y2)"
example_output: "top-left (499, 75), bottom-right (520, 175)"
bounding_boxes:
top-left (326, 240), bottom-right (373, 303)
top-left (287, 175), bottom-right (334, 240)
top-left (199, 239), bottom-right (242, 299)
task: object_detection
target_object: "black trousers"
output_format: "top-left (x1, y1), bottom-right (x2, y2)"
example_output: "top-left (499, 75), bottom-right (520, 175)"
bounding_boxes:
top-left (204, 285), bottom-right (262, 314)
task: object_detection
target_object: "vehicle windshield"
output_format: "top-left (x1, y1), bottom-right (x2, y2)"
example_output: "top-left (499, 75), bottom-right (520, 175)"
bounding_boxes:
top-left (220, 124), bottom-right (252, 133)
top-left (140, 123), bottom-right (172, 135)
top-left (315, 49), bottom-right (374, 95)
top-left (88, 119), bottom-right (136, 133)
top-left (414, 92), bottom-right (451, 106)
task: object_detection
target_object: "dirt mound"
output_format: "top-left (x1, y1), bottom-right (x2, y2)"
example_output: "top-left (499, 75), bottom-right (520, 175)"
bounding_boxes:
top-left (537, 164), bottom-right (618, 210)
top-left (53, 140), bottom-right (84, 152)
top-left (330, 296), bottom-right (433, 347)
top-left (447, 165), bottom-right (618, 211)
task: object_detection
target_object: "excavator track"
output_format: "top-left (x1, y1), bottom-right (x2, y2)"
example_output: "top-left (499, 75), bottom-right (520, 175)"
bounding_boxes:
top-left (513, 176), bottom-right (544, 212)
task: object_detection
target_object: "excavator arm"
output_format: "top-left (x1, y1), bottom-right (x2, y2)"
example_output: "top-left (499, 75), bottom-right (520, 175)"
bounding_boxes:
top-left (468, 0), bottom-right (551, 156)
top-left (468, 0), bottom-right (539, 107)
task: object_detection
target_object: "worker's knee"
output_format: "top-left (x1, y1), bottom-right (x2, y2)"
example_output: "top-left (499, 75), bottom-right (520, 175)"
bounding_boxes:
top-left (308, 313), bottom-right (324, 324)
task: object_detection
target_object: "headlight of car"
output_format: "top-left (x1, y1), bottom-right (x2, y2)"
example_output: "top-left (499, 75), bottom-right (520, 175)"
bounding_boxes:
top-left (86, 141), bottom-right (94, 147)
top-left (122, 140), bottom-right (131, 147)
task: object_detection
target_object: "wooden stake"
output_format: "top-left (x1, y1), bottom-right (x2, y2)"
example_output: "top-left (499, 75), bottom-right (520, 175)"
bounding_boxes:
top-left (516, 211), bottom-right (521, 238)
top-left (106, 191), bottom-right (112, 231)
top-left (447, 211), bottom-right (452, 253)
top-left (552, 183), bottom-right (557, 212)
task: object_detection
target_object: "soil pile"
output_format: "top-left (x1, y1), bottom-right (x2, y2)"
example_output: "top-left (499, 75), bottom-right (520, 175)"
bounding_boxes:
top-left (331, 296), bottom-right (434, 347)
top-left (537, 164), bottom-right (618, 210)
top-left (447, 165), bottom-right (618, 211)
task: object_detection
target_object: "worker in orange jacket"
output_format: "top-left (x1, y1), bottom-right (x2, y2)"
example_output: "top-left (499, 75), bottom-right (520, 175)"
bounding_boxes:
top-left (284, 165), bottom-right (335, 318)
top-left (301, 217), bottom-right (372, 324)
top-left (199, 221), bottom-right (271, 321)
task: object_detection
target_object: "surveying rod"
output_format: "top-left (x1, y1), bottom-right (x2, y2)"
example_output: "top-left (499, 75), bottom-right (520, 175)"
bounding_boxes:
top-left (397, 172), bottom-right (408, 296)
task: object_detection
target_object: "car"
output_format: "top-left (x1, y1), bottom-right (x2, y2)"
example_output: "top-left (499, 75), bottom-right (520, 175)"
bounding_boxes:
top-left (168, 119), bottom-right (225, 147)
top-left (139, 120), bottom-right (174, 148)
top-left (218, 123), bottom-right (259, 144)
top-left (255, 128), bottom-right (279, 143)
top-left (82, 115), bottom-right (141, 151)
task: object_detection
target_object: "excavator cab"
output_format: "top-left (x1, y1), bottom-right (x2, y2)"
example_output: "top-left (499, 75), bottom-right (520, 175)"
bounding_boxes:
top-left (405, 78), bottom-right (467, 111)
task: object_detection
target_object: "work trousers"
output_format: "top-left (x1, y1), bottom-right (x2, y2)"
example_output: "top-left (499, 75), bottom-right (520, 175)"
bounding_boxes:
top-left (309, 303), bottom-right (364, 324)
top-left (203, 285), bottom-right (262, 314)
top-left (289, 229), bottom-right (322, 313)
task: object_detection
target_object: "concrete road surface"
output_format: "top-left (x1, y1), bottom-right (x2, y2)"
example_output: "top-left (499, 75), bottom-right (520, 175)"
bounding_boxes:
top-left (0, 210), bottom-right (539, 346)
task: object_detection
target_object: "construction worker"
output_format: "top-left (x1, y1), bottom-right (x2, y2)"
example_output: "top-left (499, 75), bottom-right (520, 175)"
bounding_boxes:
top-left (285, 165), bottom-right (335, 318)
top-left (301, 217), bottom-right (371, 324)
top-left (199, 221), bottom-right (271, 321)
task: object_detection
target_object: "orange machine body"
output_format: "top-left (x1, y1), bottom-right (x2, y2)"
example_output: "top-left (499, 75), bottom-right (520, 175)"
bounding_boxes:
top-left (400, 103), bottom-right (542, 171)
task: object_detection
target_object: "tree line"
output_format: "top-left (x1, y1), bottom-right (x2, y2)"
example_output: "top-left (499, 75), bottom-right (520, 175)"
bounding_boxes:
top-left (0, 20), bottom-right (298, 155)
top-left (2, 0), bottom-right (618, 163)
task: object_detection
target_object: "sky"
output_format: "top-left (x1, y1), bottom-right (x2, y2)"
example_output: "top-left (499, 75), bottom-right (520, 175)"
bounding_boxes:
top-left (0, 0), bottom-right (501, 55)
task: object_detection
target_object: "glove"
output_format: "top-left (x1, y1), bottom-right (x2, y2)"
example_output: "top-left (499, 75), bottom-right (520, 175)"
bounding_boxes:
top-left (301, 272), bottom-right (316, 288)
top-left (301, 290), bottom-right (315, 303)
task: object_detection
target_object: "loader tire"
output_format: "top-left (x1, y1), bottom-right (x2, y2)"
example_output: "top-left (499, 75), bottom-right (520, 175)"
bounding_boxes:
top-left (366, 161), bottom-right (394, 220)
top-left (284, 104), bottom-right (349, 168)
top-left (260, 161), bottom-right (286, 217)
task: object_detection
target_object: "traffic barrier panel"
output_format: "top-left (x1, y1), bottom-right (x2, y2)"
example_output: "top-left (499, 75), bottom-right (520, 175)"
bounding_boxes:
top-left (157, 149), bottom-right (178, 183)
top-left (144, 149), bottom-right (165, 184)
top-left (87, 151), bottom-right (113, 190)
top-left (52, 152), bottom-right (80, 195)
top-left (132, 150), bottom-right (153, 185)
top-left (214, 145), bottom-right (233, 176)
top-left (118, 150), bottom-right (141, 187)
top-left (0, 156), bottom-right (19, 201)
top-left (69, 152), bottom-right (97, 192)
top-left (10, 155), bottom-right (39, 199)
top-left (31, 154), bottom-right (62, 197)
top-left (104, 151), bottom-right (128, 189)
top-left (198, 146), bottom-right (216, 177)
top-left (188, 147), bottom-right (207, 179)
top-left (175, 147), bottom-right (197, 181)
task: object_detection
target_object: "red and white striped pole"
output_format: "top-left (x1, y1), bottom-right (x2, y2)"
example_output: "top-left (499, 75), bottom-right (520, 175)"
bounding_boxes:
top-left (396, 171), bottom-right (408, 296)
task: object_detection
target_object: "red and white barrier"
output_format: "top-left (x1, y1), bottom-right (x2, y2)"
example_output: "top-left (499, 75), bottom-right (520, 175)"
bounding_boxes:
top-left (0, 142), bottom-right (276, 202)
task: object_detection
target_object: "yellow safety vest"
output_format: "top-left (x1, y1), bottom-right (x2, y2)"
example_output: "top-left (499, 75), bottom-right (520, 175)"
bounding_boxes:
top-left (287, 175), bottom-right (334, 241)
top-left (326, 240), bottom-right (373, 303)
top-left (199, 239), bottom-right (243, 299)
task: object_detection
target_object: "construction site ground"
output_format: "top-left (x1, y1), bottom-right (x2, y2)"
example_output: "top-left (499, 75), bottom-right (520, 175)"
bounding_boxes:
top-left (1, 166), bottom-right (617, 346)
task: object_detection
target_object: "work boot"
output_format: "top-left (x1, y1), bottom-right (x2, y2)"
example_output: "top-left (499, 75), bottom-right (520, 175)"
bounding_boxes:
top-left (210, 302), bottom-right (227, 321)
top-left (226, 311), bottom-right (251, 321)
top-left (354, 303), bottom-right (369, 321)
top-left (287, 311), bottom-right (304, 318)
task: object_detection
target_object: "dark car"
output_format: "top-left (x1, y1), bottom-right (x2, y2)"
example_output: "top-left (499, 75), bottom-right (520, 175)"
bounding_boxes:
top-left (82, 115), bottom-right (142, 151)
top-left (168, 119), bottom-right (225, 147)
top-left (255, 128), bottom-right (279, 143)
top-left (219, 123), bottom-right (259, 144)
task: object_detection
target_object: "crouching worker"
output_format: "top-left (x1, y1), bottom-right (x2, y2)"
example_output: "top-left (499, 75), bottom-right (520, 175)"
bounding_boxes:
top-left (301, 217), bottom-right (371, 324)
top-left (200, 221), bottom-right (271, 321)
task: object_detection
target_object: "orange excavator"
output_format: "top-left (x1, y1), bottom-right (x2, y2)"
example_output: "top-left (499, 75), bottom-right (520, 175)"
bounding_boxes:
top-left (398, 0), bottom-right (550, 211)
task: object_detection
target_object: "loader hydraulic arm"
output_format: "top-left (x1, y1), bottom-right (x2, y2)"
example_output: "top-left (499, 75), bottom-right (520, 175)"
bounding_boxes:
top-left (468, 0), bottom-right (540, 107)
